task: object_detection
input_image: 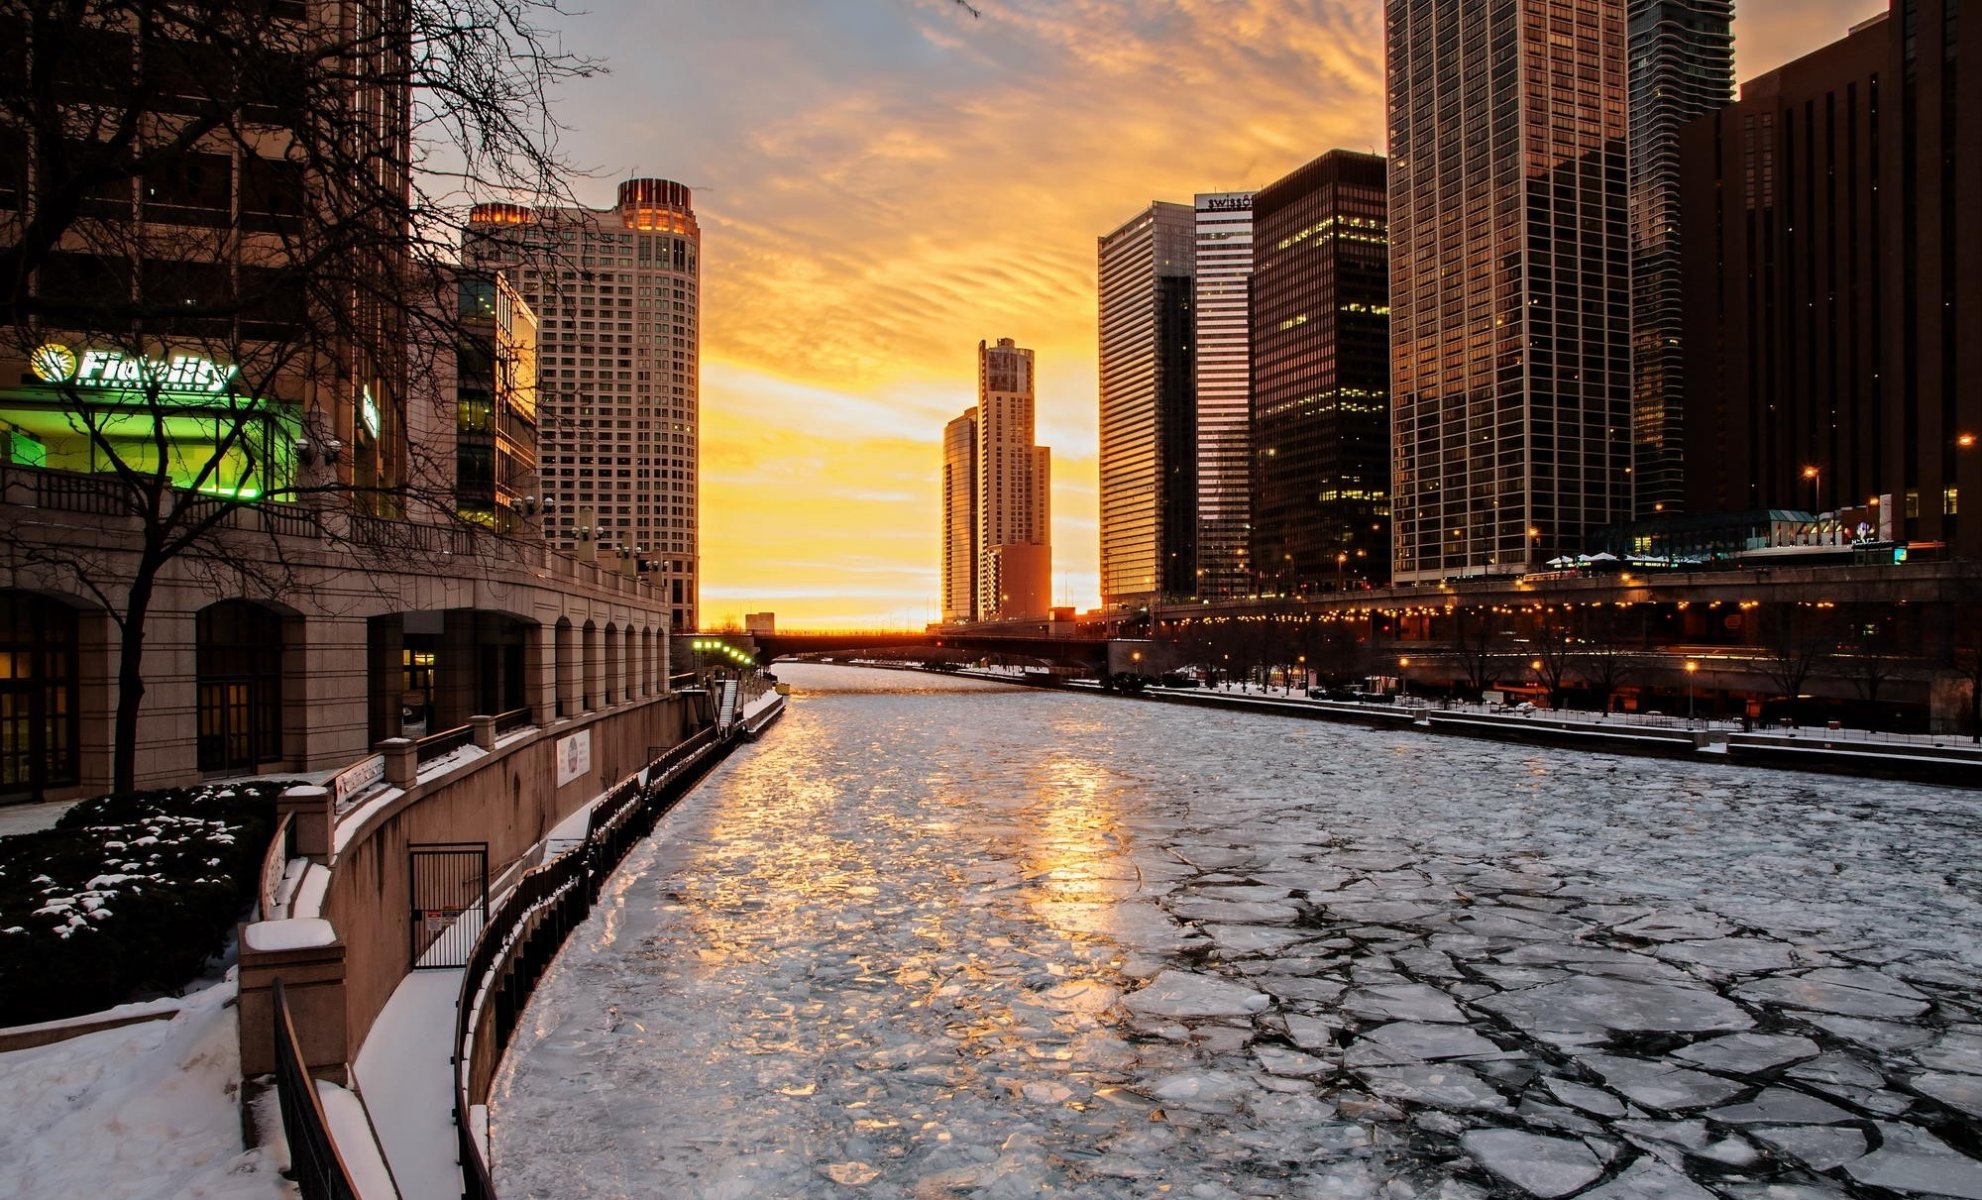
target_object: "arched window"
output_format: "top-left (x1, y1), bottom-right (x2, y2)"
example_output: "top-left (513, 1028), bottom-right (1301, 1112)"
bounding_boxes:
top-left (1, 591), bottom-right (80, 799)
top-left (197, 601), bottom-right (285, 772)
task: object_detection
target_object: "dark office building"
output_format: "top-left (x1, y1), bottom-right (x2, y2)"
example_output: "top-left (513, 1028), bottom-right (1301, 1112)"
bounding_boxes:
top-left (1248, 150), bottom-right (1391, 593)
top-left (1627, 0), bottom-right (1734, 516)
top-left (1679, 1), bottom-right (1980, 557)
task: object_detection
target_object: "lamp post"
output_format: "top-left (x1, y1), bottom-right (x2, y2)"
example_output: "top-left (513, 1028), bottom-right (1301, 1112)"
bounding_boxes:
top-left (1803, 464), bottom-right (1822, 513)
top-left (1685, 659), bottom-right (1699, 723)
top-left (1336, 552), bottom-right (1348, 591)
top-left (1398, 657), bottom-right (1410, 702)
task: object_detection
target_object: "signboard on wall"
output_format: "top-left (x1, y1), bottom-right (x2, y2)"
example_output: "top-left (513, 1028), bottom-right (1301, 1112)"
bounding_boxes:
top-left (555, 729), bottom-right (592, 788)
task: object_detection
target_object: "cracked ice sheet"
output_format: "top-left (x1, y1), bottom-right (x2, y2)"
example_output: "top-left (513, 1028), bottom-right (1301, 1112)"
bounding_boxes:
top-left (489, 666), bottom-right (1982, 1199)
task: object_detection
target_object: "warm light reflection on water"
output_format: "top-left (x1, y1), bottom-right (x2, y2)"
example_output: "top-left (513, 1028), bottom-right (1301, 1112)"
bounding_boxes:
top-left (490, 664), bottom-right (1982, 1200)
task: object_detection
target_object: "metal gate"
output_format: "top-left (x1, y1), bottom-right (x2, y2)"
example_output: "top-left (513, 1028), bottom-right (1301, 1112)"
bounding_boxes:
top-left (409, 842), bottom-right (488, 969)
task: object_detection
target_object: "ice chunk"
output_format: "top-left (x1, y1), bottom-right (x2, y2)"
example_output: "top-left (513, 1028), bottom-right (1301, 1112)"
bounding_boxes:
top-left (1460, 1129), bottom-right (1603, 1197)
top-left (1168, 896), bottom-right (1301, 923)
top-left (1577, 1156), bottom-right (1719, 1200)
top-left (1709, 1088), bottom-right (1855, 1125)
top-left (1121, 970), bottom-right (1270, 1019)
top-left (1342, 982), bottom-right (1467, 1024)
top-left (1358, 1064), bottom-right (1509, 1111)
top-left (1476, 976), bottom-right (1753, 1035)
top-left (1845, 1122), bottom-right (1982, 1200)
top-left (1616, 911), bottom-right (1736, 943)
top-left (1282, 1013), bottom-right (1341, 1051)
top-left (1751, 1124), bottom-right (1868, 1170)
top-left (1146, 1070), bottom-right (1251, 1112)
top-left (1253, 1045), bottom-right (1332, 1078)
top-left (1735, 975), bottom-right (1929, 1020)
top-left (1912, 1072), bottom-right (1982, 1119)
top-left (1656, 938), bottom-right (1799, 973)
top-left (1351, 1021), bottom-right (1503, 1064)
top-left (1542, 1076), bottom-right (1626, 1117)
top-left (1916, 1030), bottom-right (1982, 1076)
top-left (1804, 1014), bottom-right (1935, 1052)
top-left (1201, 923), bottom-right (1311, 956)
top-left (1671, 1032), bottom-right (1819, 1074)
top-left (1581, 1054), bottom-right (1747, 1111)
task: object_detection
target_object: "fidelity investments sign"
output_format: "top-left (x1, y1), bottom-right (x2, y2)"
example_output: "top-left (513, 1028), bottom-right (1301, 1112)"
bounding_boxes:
top-left (30, 343), bottom-right (238, 394)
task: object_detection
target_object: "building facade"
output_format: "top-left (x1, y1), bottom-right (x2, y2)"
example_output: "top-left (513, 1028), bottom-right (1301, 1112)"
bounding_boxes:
top-left (940, 409), bottom-right (978, 622)
top-left (1387, 0), bottom-right (1634, 583)
top-left (1192, 192), bottom-right (1256, 600)
top-left (0, 2), bottom-right (679, 803)
top-left (465, 179), bottom-right (702, 630)
top-left (1249, 151), bottom-right (1391, 595)
top-left (975, 339), bottom-right (1050, 620)
top-left (1098, 202), bottom-right (1197, 607)
top-left (1627, 0), bottom-right (1735, 517)
top-left (454, 274), bottom-right (540, 533)
top-left (1679, 1), bottom-right (1979, 559)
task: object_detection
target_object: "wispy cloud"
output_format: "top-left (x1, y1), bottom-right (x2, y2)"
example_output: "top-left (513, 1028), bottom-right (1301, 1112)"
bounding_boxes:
top-left (554, 0), bottom-right (1882, 626)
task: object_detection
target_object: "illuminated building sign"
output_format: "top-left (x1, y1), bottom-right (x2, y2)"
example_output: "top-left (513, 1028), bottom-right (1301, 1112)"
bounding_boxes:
top-left (30, 343), bottom-right (238, 393)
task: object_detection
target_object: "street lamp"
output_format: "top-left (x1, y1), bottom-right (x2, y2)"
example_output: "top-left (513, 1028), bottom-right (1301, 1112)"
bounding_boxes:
top-left (1336, 552), bottom-right (1348, 590)
top-left (1685, 659), bottom-right (1699, 723)
top-left (1803, 464), bottom-right (1822, 513)
top-left (1398, 656), bottom-right (1410, 701)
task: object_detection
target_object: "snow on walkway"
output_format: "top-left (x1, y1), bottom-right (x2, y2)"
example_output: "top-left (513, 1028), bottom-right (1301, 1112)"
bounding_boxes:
top-left (0, 979), bottom-right (292, 1200)
top-left (353, 969), bottom-right (464, 1200)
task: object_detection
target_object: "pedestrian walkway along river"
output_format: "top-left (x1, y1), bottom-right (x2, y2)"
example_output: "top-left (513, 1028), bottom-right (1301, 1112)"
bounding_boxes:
top-left (490, 664), bottom-right (1982, 1200)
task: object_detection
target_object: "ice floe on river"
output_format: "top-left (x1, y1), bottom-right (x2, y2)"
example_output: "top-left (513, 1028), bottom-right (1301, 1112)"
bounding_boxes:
top-left (491, 665), bottom-right (1982, 1199)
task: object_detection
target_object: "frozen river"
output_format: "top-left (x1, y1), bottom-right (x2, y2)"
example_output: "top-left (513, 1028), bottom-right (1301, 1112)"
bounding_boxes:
top-left (491, 664), bottom-right (1982, 1200)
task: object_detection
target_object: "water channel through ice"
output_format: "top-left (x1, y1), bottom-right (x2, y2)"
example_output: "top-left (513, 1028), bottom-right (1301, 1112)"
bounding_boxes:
top-left (491, 665), bottom-right (1982, 1200)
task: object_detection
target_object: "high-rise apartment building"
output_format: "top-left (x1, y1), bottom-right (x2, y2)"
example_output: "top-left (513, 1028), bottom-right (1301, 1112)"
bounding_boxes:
top-left (939, 340), bottom-right (1052, 623)
top-left (466, 179), bottom-right (702, 629)
top-left (940, 410), bottom-right (977, 623)
top-left (975, 339), bottom-right (1051, 620)
top-left (1249, 151), bottom-right (1391, 595)
top-left (1627, 0), bottom-right (1735, 516)
top-left (1098, 202), bottom-right (1197, 607)
top-left (1679, 1), bottom-right (1979, 558)
top-left (1192, 192), bottom-right (1256, 600)
top-left (1387, 0), bottom-right (1633, 583)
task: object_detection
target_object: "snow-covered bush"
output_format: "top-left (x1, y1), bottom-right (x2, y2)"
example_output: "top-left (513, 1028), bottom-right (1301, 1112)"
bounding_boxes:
top-left (0, 783), bottom-right (286, 1025)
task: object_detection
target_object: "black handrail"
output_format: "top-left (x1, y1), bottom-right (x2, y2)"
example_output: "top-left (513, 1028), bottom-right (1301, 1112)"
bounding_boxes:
top-left (272, 979), bottom-right (361, 1200)
top-left (452, 725), bottom-right (734, 1200)
top-left (416, 723), bottom-right (476, 766)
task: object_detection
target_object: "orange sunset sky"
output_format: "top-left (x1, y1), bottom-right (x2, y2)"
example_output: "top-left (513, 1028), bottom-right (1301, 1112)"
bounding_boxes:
top-left (551, 0), bottom-right (1884, 629)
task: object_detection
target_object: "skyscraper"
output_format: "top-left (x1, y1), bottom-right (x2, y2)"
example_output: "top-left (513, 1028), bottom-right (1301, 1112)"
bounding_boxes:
top-left (1387, 0), bottom-right (1633, 583)
top-left (975, 339), bottom-right (1050, 619)
top-left (939, 340), bottom-right (1052, 623)
top-left (1679, 1), bottom-right (1979, 558)
top-left (1628, 0), bottom-right (1735, 516)
top-left (1098, 202), bottom-right (1196, 607)
top-left (941, 410), bottom-right (977, 623)
top-left (1192, 192), bottom-right (1256, 600)
top-left (1249, 151), bottom-right (1391, 594)
top-left (466, 179), bottom-right (702, 630)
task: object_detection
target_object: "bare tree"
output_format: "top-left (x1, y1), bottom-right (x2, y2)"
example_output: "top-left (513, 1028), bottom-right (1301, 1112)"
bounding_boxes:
top-left (1576, 603), bottom-right (1646, 713)
top-left (1828, 607), bottom-right (1906, 728)
top-left (0, 0), bottom-right (596, 792)
top-left (1528, 599), bottom-right (1577, 709)
top-left (1448, 604), bottom-right (1505, 699)
top-left (1753, 603), bottom-right (1837, 723)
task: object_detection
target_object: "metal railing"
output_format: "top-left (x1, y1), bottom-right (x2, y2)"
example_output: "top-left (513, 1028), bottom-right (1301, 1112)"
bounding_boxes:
top-left (493, 707), bottom-right (534, 736)
top-left (415, 723), bottom-right (476, 766)
top-left (271, 979), bottom-right (360, 1200)
top-left (453, 726), bottom-right (730, 1200)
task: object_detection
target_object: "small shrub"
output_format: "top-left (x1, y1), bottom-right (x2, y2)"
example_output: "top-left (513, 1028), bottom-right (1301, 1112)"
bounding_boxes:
top-left (0, 782), bottom-right (288, 1026)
